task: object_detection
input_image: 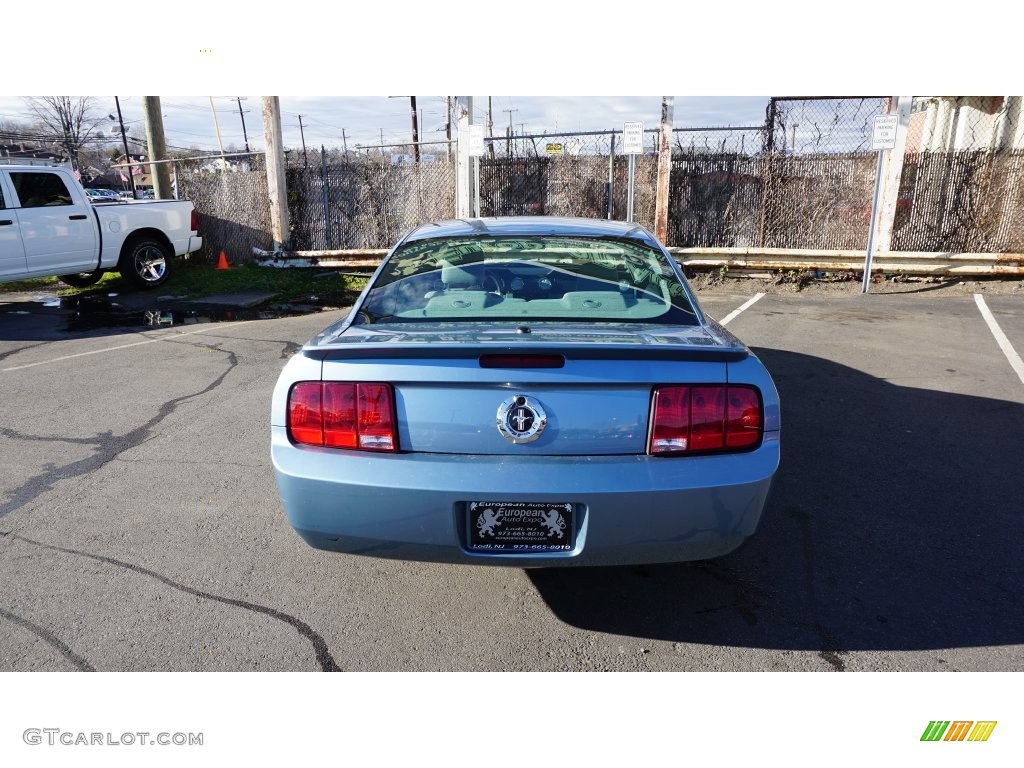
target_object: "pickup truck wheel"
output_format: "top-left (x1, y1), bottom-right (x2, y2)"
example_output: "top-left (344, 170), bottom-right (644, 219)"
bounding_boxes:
top-left (121, 238), bottom-right (171, 289)
top-left (59, 269), bottom-right (105, 288)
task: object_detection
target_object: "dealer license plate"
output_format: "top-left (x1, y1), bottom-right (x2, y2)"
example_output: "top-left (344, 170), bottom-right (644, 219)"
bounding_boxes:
top-left (467, 501), bottom-right (574, 552)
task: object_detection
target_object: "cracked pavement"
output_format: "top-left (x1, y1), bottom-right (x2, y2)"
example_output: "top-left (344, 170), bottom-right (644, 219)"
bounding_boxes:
top-left (0, 289), bottom-right (1022, 672)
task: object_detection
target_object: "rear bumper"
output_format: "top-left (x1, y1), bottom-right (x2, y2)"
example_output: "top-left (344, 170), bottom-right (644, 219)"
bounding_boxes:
top-left (272, 426), bottom-right (779, 567)
top-left (171, 235), bottom-right (203, 257)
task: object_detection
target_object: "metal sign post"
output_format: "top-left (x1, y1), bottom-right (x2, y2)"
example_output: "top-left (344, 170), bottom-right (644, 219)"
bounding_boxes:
top-left (623, 121), bottom-right (643, 222)
top-left (862, 115), bottom-right (898, 293)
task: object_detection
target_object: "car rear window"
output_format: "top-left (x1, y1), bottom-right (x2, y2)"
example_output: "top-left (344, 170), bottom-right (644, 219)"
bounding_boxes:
top-left (356, 235), bottom-right (699, 325)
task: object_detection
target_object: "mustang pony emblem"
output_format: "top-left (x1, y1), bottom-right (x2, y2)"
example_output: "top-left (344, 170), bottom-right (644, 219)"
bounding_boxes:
top-left (540, 510), bottom-right (566, 539)
top-left (496, 395), bottom-right (547, 444)
top-left (512, 408), bottom-right (531, 431)
top-left (476, 508), bottom-right (503, 537)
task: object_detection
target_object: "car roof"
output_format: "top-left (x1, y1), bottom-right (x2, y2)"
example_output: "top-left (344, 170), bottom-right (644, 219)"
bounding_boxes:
top-left (400, 217), bottom-right (663, 248)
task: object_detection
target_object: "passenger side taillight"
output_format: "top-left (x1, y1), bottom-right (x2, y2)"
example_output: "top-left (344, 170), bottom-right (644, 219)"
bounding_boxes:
top-left (190, 209), bottom-right (199, 232)
top-left (649, 385), bottom-right (762, 455)
top-left (287, 382), bottom-right (398, 452)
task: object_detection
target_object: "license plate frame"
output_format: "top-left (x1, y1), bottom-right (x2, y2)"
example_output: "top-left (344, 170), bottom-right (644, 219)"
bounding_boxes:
top-left (467, 501), bottom-right (574, 553)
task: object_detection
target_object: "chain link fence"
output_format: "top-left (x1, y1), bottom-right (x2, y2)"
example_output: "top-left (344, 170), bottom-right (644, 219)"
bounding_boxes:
top-left (286, 147), bottom-right (455, 250)
top-left (173, 153), bottom-right (273, 264)
top-left (479, 131), bottom-right (658, 229)
top-left (476, 107), bottom-right (888, 251)
top-left (894, 97), bottom-right (1024, 252)
top-left (756, 97), bottom-right (888, 250)
top-left (181, 97), bottom-right (1024, 260)
top-left (668, 127), bottom-right (764, 247)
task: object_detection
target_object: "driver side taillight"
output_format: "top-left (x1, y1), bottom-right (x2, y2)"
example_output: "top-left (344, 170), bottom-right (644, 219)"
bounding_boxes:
top-left (288, 382), bottom-right (398, 452)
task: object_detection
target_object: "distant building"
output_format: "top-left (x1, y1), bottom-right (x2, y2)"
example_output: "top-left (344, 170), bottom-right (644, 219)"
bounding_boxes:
top-left (112, 153), bottom-right (154, 190)
top-left (907, 97), bottom-right (1024, 152)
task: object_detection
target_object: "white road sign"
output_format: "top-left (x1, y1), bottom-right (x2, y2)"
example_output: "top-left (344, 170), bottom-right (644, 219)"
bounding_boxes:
top-left (623, 121), bottom-right (644, 155)
top-left (871, 115), bottom-right (899, 150)
top-left (468, 124), bottom-right (485, 157)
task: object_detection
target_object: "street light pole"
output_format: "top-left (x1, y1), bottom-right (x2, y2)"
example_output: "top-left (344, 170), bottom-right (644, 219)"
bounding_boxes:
top-left (113, 96), bottom-right (137, 199)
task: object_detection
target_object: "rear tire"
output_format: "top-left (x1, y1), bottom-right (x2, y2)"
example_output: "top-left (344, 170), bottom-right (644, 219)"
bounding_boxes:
top-left (120, 237), bottom-right (172, 289)
top-left (59, 269), bottom-right (104, 288)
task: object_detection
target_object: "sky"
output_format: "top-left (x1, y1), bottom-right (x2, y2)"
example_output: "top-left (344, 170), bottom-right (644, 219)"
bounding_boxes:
top-left (0, 95), bottom-right (772, 157)
top-left (2, 3), bottom-right (1007, 159)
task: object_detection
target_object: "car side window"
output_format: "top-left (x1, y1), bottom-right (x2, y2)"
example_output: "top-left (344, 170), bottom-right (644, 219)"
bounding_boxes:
top-left (10, 172), bottom-right (74, 208)
top-left (0, 182), bottom-right (6, 209)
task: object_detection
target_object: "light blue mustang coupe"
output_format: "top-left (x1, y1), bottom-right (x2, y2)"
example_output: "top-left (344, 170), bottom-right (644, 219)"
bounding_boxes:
top-left (272, 217), bottom-right (779, 567)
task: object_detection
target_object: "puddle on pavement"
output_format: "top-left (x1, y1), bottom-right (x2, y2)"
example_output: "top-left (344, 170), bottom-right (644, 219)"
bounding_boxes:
top-left (51, 295), bottom-right (314, 332)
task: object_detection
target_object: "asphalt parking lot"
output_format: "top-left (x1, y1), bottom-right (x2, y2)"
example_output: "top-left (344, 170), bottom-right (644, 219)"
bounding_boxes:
top-left (0, 283), bottom-right (1022, 672)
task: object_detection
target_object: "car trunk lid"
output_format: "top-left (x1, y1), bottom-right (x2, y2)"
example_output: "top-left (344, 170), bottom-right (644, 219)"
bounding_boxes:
top-left (316, 323), bottom-right (744, 456)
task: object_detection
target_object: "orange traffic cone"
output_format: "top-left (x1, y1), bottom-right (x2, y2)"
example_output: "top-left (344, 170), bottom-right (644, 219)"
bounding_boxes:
top-left (215, 250), bottom-right (230, 270)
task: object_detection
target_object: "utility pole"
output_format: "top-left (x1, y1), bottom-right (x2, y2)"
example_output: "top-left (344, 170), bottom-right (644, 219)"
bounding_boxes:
top-left (503, 108), bottom-right (517, 157)
top-left (871, 96), bottom-right (914, 277)
top-left (261, 97), bottom-right (290, 252)
top-left (298, 114), bottom-right (308, 168)
top-left (654, 96), bottom-right (674, 244)
top-left (456, 97), bottom-right (479, 218)
top-left (446, 96), bottom-right (452, 159)
top-left (142, 96), bottom-right (172, 199)
top-left (236, 96), bottom-right (250, 153)
top-left (342, 129), bottom-right (348, 156)
top-left (410, 96), bottom-right (420, 163)
top-left (487, 97), bottom-right (495, 159)
top-left (208, 96), bottom-right (226, 161)
top-left (113, 96), bottom-right (137, 199)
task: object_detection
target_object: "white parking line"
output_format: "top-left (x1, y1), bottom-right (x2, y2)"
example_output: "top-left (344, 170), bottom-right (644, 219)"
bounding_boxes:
top-left (974, 294), bottom-right (1024, 387)
top-left (719, 293), bottom-right (766, 326)
top-left (1, 322), bottom-right (246, 373)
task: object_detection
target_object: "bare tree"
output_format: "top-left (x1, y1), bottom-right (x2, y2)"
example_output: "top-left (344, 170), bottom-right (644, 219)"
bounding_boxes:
top-left (23, 96), bottom-right (104, 171)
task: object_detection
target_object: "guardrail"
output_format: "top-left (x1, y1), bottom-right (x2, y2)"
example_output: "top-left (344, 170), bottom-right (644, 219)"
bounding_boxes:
top-left (252, 246), bottom-right (1024, 276)
top-left (668, 248), bottom-right (1024, 277)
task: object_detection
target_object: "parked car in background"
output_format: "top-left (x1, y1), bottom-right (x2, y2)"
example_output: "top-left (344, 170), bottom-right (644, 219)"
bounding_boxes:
top-left (272, 217), bottom-right (780, 567)
top-left (0, 165), bottom-right (202, 289)
top-left (84, 187), bottom-right (120, 204)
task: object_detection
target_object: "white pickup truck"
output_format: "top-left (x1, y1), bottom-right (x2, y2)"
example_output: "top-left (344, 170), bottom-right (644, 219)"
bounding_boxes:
top-left (0, 164), bottom-right (202, 289)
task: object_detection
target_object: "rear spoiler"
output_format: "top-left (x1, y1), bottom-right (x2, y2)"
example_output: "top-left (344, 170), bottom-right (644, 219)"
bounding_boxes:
top-left (305, 345), bottom-right (748, 364)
